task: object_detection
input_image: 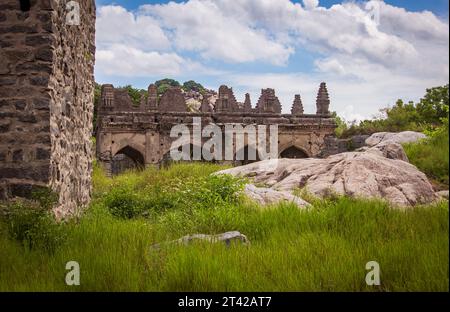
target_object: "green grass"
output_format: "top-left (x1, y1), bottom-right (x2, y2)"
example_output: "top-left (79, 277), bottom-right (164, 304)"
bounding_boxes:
top-left (404, 126), bottom-right (449, 189)
top-left (0, 163), bottom-right (448, 291)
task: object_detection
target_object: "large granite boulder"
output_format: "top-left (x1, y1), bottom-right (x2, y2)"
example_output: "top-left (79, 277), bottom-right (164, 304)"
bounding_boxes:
top-left (365, 131), bottom-right (426, 147)
top-left (361, 131), bottom-right (427, 162)
top-left (217, 152), bottom-right (437, 207)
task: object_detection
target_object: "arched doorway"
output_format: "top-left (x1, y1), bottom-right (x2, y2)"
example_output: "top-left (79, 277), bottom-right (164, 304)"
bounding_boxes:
top-left (111, 146), bottom-right (145, 175)
top-left (280, 146), bottom-right (309, 159)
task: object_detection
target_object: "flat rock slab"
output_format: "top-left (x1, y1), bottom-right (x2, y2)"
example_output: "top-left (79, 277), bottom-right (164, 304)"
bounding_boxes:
top-left (244, 184), bottom-right (310, 208)
top-left (217, 151), bottom-right (437, 207)
top-left (151, 231), bottom-right (250, 250)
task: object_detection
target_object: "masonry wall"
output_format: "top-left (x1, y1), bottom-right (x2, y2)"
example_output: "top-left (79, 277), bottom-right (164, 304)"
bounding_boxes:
top-left (0, 0), bottom-right (96, 219)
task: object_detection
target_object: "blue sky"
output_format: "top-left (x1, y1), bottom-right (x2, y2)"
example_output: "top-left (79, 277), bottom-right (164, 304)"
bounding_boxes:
top-left (94, 0), bottom-right (449, 120)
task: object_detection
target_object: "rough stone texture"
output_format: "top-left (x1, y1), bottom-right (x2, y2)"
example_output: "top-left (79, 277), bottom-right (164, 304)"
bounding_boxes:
top-left (159, 87), bottom-right (187, 112)
top-left (217, 152), bottom-right (437, 207)
top-left (243, 93), bottom-right (252, 112)
top-left (255, 88), bottom-right (282, 113)
top-left (291, 94), bottom-right (304, 116)
top-left (151, 231), bottom-right (250, 249)
top-left (360, 131), bottom-right (427, 162)
top-left (0, 0), bottom-right (96, 219)
top-left (96, 83), bottom-right (337, 175)
top-left (316, 82), bottom-right (330, 115)
top-left (436, 190), bottom-right (449, 200)
top-left (215, 85), bottom-right (239, 113)
top-left (363, 141), bottom-right (409, 162)
top-left (365, 131), bottom-right (426, 147)
top-left (243, 184), bottom-right (310, 208)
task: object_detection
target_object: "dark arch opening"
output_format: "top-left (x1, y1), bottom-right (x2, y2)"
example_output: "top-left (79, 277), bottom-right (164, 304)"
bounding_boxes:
top-left (19, 0), bottom-right (31, 11)
top-left (280, 146), bottom-right (309, 159)
top-left (234, 145), bottom-right (260, 166)
top-left (111, 146), bottom-right (145, 175)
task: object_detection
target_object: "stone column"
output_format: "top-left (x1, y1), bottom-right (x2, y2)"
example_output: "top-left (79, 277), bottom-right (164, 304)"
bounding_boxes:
top-left (0, 0), bottom-right (96, 219)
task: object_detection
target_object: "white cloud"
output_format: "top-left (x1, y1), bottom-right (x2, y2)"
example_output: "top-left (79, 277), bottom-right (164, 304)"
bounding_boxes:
top-left (96, 5), bottom-right (170, 52)
top-left (96, 45), bottom-right (184, 76)
top-left (141, 0), bottom-right (294, 65)
top-left (94, 0), bottom-right (449, 120)
top-left (303, 0), bottom-right (319, 10)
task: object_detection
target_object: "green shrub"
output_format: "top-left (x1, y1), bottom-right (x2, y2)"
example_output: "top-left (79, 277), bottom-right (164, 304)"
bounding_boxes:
top-left (104, 186), bottom-right (146, 219)
top-left (2, 200), bottom-right (65, 253)
top-left (404, 119), bottom-right (449, 187)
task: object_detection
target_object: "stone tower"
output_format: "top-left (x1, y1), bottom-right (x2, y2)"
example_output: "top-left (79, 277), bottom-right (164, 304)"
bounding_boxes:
top-left (316, 82), bottom-right (330, 115)
top-left (291, 94), bottom-right (304, 116)
top-left (243, 93), bottom-right (252, 112)
top-left (147, 84), bottom-right (158, 110)
top-left (0, 0), bottom-right (96, 219)
top-left (256, 88), bottom-right (282, 113)
top-left (215, 85), bottom-right (239, 113)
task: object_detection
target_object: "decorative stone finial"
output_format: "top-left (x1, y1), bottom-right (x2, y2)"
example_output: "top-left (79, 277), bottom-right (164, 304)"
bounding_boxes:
top-left (215, 85), bottom-right (239, 113)
top-left (147, 84), bottom-right (158, 110)
top-left (291, 94), bottom-right (304, 116)
top-left (244, 93), bottom-right (252, 112)
top-left (255, 88), bottom-right (282, 114)
top-left (316, 82), bottom-right (330, 115)
top-left (101, 84), bottom-right (114, 109)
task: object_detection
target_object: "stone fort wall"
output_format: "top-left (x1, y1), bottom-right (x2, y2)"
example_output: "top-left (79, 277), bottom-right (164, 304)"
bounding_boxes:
top-left (0, 0), bottom-right (96, 219)
top-left (96, 83), bottom-right (337, 175)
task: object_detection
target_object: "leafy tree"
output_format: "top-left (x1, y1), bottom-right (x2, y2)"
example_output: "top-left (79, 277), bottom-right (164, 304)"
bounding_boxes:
top-left (337, 85), bottom-right (449, 138)
top-left (182, 80), bottom-right (206, 94)
top-left (120, 85), bottom-right (147, 107)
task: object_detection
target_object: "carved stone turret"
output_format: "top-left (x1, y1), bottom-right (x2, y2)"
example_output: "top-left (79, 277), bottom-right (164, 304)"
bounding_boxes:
top-left (215, 85), bottom-right (239, 113)
top-left (147, 84), bottom-right (158, 110)
top-left (291, 94), bottom-right (304, 116)
top-left (243, 93), bottom-right (252, 112)
top-left (158, 87), bottom-right (187, 112)
top-left (256, 88), bottom-right (282, 114)
top-left (101, 84), bottom-right (115, 110)
top-left (316, 82), bottom-right (330, 115)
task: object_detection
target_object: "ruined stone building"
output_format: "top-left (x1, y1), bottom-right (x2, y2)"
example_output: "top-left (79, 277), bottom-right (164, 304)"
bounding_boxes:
top-left (96, 83), bottom-right (337, 175)
top-left (0, 0), bottom-right (96, 218)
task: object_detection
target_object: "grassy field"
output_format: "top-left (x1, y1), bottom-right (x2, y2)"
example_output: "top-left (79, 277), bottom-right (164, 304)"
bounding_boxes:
top-left (0, 163), bottom-right (448, 292)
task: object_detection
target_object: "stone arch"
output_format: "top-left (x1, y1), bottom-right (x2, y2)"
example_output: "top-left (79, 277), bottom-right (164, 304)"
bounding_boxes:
top-left (111, 145), bottom-right (145, 175)
top-left (279, 145), bottom-right (310, 159)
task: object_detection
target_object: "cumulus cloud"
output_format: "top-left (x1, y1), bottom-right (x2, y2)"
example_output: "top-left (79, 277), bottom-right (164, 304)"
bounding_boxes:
top-left (96, 5), bottom-right (171, 52)
top-left (141, 0), bottom-right (294, 65)
top-left (96, 45), bottom-right (185, 76)
top-left (95, 0), bottom-right (449, 119)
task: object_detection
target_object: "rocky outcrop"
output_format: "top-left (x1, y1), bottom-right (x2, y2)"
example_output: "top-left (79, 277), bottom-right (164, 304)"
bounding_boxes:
top-left (151, 231), bottom-right (249, 249)
top-left (365, 131), bottom-right (426, 147)
top-left (359, 131), bottom-right (427, 162)
top-left (436, 190), bottom-right (449, 200)
top-left (243, 184), bottom-right (310, 208)
top-left (218, 152), bottom-right (437, 207)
